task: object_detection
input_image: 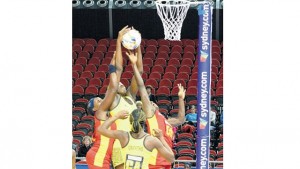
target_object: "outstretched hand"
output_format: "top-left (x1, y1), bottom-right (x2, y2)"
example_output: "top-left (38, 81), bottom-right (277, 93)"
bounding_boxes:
top-left (177, 83), bottom-right (186, 99)
top-left (126, 50), bottom-right (138, 65)
top-left (117, 25), bottom-right (131, 42)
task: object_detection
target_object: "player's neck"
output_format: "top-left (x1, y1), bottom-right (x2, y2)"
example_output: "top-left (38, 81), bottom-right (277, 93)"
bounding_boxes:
top-left (130, 131), bottom-right (146, 139)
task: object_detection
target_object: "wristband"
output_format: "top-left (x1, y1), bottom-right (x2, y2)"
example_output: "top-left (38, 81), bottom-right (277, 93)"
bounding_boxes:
top-left (109, 64), bottom-right (117, 74)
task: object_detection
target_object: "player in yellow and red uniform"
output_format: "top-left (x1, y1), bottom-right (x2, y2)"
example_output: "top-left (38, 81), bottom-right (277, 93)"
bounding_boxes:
top-left (126, 50), bottom-right (187, 169)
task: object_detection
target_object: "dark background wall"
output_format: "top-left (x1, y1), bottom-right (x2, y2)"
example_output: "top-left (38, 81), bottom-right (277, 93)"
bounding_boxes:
top-left (73, 7), bottom-right (223, 41)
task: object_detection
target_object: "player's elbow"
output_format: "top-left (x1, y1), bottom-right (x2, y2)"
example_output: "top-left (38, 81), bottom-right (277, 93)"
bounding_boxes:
top-left (167, 154), bottom-right (175, 163)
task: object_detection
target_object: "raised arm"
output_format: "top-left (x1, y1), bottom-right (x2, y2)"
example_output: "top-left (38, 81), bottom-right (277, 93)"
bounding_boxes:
top-left (98, 111), bottom-right (129, 147)
top-left (95, 54), bottom-right (118, 120)
top-left (126, 51), bottom-right (154, 118)
top-left (116, 26), bottom-right (131, 81)
top-left (126, 37), bottom-right (143, 99)
top-left (167, 84), bottom-right (186, 127)
top-left (152, 129), bottom-right (175, 163)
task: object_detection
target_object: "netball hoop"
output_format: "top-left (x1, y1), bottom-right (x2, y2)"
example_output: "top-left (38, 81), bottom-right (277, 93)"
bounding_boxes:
top-left (155, 0), bottom-right (210, 41)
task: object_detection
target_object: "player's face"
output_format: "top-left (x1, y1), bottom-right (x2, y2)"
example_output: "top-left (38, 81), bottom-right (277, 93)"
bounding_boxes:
top-left (146, 88), bottom-right (151, 94)
top-left (93, 97), bottom-right (103, 111)
top-left (137, 104), bottom-right (142, 110)
top-left (117, 82), bottom-right (127, 95)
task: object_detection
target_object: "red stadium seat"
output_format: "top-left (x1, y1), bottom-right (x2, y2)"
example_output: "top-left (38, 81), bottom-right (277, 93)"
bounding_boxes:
top-left (193, 39), bottom-right (198, 46)
top-left (182, 52), bottom-right (195, 61)
top-left (176, 72), bottom-right (189, 81)
top-left (216, 79), bottom-right (223, 89)
top-left (158, 39), bottom-right (170, 47)
top-left (212, 40), bottom-right (220, 47)
top-left (73, 85), bottom-right (84, 100)
top-left (181, 58), bottom-right (194, 68)
top-left (121, 71), bottom-right (133, 80)
top-left (186, 86), bottom-right (197, 103)
top-left (73, 44), bottom-right (83, 54)
top-left (170, 41), bottom-right (182, 47)
top-left (168, 58), bottom-right (181, 68)
top-left (182, 39), bottom-right (195, 47)
top-left (212, 59), bottom-right (221, 67)
top-left (84, 64), bottom-right (97, 73)
top-left (83, 44), bottom-right (95, 54)
top-left (140, 39), bottom-right (146, 47)
top-left (109, 39), bottom-right (117, 46)
top-left (143, 58), bottom-right (154, 67)
top-left (211, 72), bottom-right (218, 82)
top-left (216, 87), bottom-right (223, 96)
top-left (143, 65), bottom-right (151, 74)
top-left (176, 140), bottom-right (193, 147)
top-left (75, 57), bottom-right (88, 67)
top-left (98, 65), bottom-right (109, 72)
top-left (212, 46), bottom-right (221, 54)
top-left (80, 71), bottom-right (93, 80)
top-left (102, 79), bottom-right (110, 87)
top-left (74, 98), bottom-right (89, 109)
top-left (165, 65), bottom-right (178, 74)
top-left (146, 39), bottom-right (158, 47)
top-left (211, 66), bottom-right (219, 75)
top-left (154, 58), bottom-right (167, 67)
top-left (73, 39), bottom-right (85, 47)
top-left (145, 79), bottom-right (158, 89)
top-left (124, 65), bottom-right (133, 73)
top-left (144, 52), bottom-right (156, 60)
top-left (219, 73), bottom-right (223, 80)
top-left (212, 52), bottom-right (221, 61)
top-left (142, 72), bottom-right (148, 81)
top-left (158, 45), bottom-right (170, 54)
top-left (190, 72), bottom-right (198, 80)
top-left (105, 51), bottom-right (115, 59)
top-left (151, 65), bottom-right (164, 73)
top-left (156, 86), bottom-right (170, 101)
top-left (163, 72), bottom-right (176, 82)
top-left (72, 71), bottom-right (80, 80)
top-left (169, 52), bottom-right (182, 61)
top-left (84, 86), bottom-right (98, 100)
top-left (98, 86), bottom-right (107, 98)
top-left (120, 78), bottom-right (130, 88)
top-left (98, 39), bottom-right (109, 47)
top-left (178, 65), bottom-right (191, 75)
top-left (89, 78), bottom-right (102, 88)
top-left (170, 86), bottom-right (179, 101)
top-left (156, 52), bottom-right (169, 60)
top-left (149, 72), bottom-right (162, 81)
top-left (173, 79), bottom-right (186, 88)
top-left (78, 51), bottom-right (90, 59)
top-left (187, 79), bottom-right (197, 88)
top-left (94, 71), bottom-right (106, 81)
top-left (184, 45), bottom-right (195, 54)
top-left (73, 64), bottom-right (84, 73)
top-left (72, 51), bottom-right (78, 60)
top-left (88, 57), bottom-right (101, 67)
top-left (171, 45), bottom-right (183, 53)
top-left (75, 78), bottom-right (89, 88)
top-left (107, 45), bottom-right (116, 52)
top-left (159, 79), bottom-right (173, 88)
top-left (146, 45), bottom-right (157, 53)
top-left (92, 51), bottom-right (104, 60)
top-left (85, 39), bottom-right (97, 47)
top-left (95, 45), bottom-right (107, 53)
top-left (101, 57), bottom-right (112, 65)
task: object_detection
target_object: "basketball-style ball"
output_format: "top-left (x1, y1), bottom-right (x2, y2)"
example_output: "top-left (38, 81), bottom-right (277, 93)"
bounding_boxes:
top-left (121, 29), bottom-right (141, 50)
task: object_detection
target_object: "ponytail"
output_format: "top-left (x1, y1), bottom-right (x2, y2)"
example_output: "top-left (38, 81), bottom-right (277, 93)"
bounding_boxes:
top-left (130, 109), bottom-right (146, 133)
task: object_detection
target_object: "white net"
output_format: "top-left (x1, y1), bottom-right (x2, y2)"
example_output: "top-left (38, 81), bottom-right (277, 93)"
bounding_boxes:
top-left (155, 0), bottom-right (191, 41)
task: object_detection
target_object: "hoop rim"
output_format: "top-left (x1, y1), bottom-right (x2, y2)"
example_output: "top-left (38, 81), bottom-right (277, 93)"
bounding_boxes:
top-left (155, 0), bottom-right (191, 6)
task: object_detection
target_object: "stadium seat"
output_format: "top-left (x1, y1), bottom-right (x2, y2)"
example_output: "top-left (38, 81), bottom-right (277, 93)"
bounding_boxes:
top-left (107, 45), bottom-right (116, 52)
top-left (170, 86), bottom-right (179, 101)
top-left (94, 71), bottom-right (106, 81)
top-left (75, 78), bottom-right (88, 88)
top-left (171, 45), bottom-right (183, 53)
top-left (182, 52), bottom-right (195, 61)
top-left (185, 86), bottom-right (197, 103)
top-left (173, 79), bottom-right (186, 88)
top-left (80, 71), bottom-right (93, 80)
top-left (73, 138), bottom-right (82, 146)
top-left (170, 41), bottom-right (183, 47)
top-left (75, 57), bottom-right (88, 67)
top-left (212, 72), bottom-right (218, 82)
top-left (210, 150), bottom-right (217, 159)
top-left (177, 156), bottom-right (193, 161)
top-left (146, 39), bottom-right (158, 47)
top-left (184, 45), bottom-right (195, 54)
top-left (149, 72), bottom-right (162, 82)
top-left (178, 65), bottom-right (191, 75)
top-left (72, 51), bottom-right (78, 60)
top-left (177, 133), bottom-right (194, 140)
top-left (146, 45), bottom-right (157, 53)
top-left (98, 65), bottom-right (109, 72)
top-left (72, 107), bottom-right (86, 119)
top-left (88, 57), bottom-right (101, 67)
top-left (168, 58), bottom-right (181, 68)
top-left (165, 65), bottom-right (178, 75)
top-left (158, 108), bottom-right (168, 116)
top-left (176, 72), bottom-right (189, 81)
top-left (169, 109), bottom-right (179, 118)
top-left (74, 98), bottom-right (89, 109)
top-left (73, 130), bottom-right (86, 138)
top-left (143, 58), bottom-right (154, 67)
top-left (158, 45), bottom-right (170, 54)
top-left (211, 66), bottom-right (219, 75)
top-left (144, 52), bottom-right (156, 60)
top-left (121, 71), bottom-right (133, 80)
top-left (142, 72), bottom-right (148, 81)
top-left (143, 65), bottom-right (151, 74)
top-left (216, 79), bottom-right (223, 89)
top-left (156, 87), bottom-right (170, 102)
top-left (92, 51), bottom-right (104, 60)
top-left (73, 39), bottom-right (85, 47)
top-left (78, 51), bottom-right (90, 59)
top-left (190, 72), bottom-right (198, 80)
top-left (212, 59), bottom-right (221, 67)
top-left (176, 140), bottom-right (193, 147)
top-left (159, 79), bottom-right (173, 88)
top-left (156, 52), bottom-right (169, 60)
top-left (151, 65), bottom-right (164, 73)
top-left (124, 65), bottom-right (133, 73)
top-left (212, 46), bottom-right (221, 55)
top-left (154, 58), bottom-right (167, 67)
top-left (145, 79), bottom-right (158, 89)
top-left (98, 39), bottom-right (109, 47)
top-left (169, 52), bottom-right (182, 61)
top-left (212, 52), bottom-right (221, 61)
top-left (76, 123), bottom-right (92, 135)
top-left (163, 72), bottom-right (176, 82)
top-left (84, 64), bottom-right (97, 73)
top-left (219, 73), bottom-right (223, 80)
top-left (98, 86), bottom-right (107, 98)
top-left (73, 44), bottom-right (83, 53)
top-left (83, 44), bottom-right (95, 54)
top-left (88, 78), bottom-right (102, 88)
top-left (101, 57), bottom-right (112, 65)
top-left (182, 39), bottom-right (195, 47)
top-left (181, 58), bottom-right (194, 68)
top-left (72, 71), bottom-right (80, 80)
top-left (105, 51), bottom-right (115, 59)
top-left (73, 64), bottom-right (84, 73)
top-left (140, 39), bottom-right (146, 47)
top-left (158, 39), bottom-right (170, 47)
top-left (84, 86), bottom-right (98, 100)
top-left (102, 79), bottom-right (110, 87)
top-left (187, 79), bottom-right (197, 88)
top-left (85, 39), bottom-right (97, 47)
top-left (120, 79), bottom-right (130, 88)
top-left (216, 87), bottom-right (223, 96)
